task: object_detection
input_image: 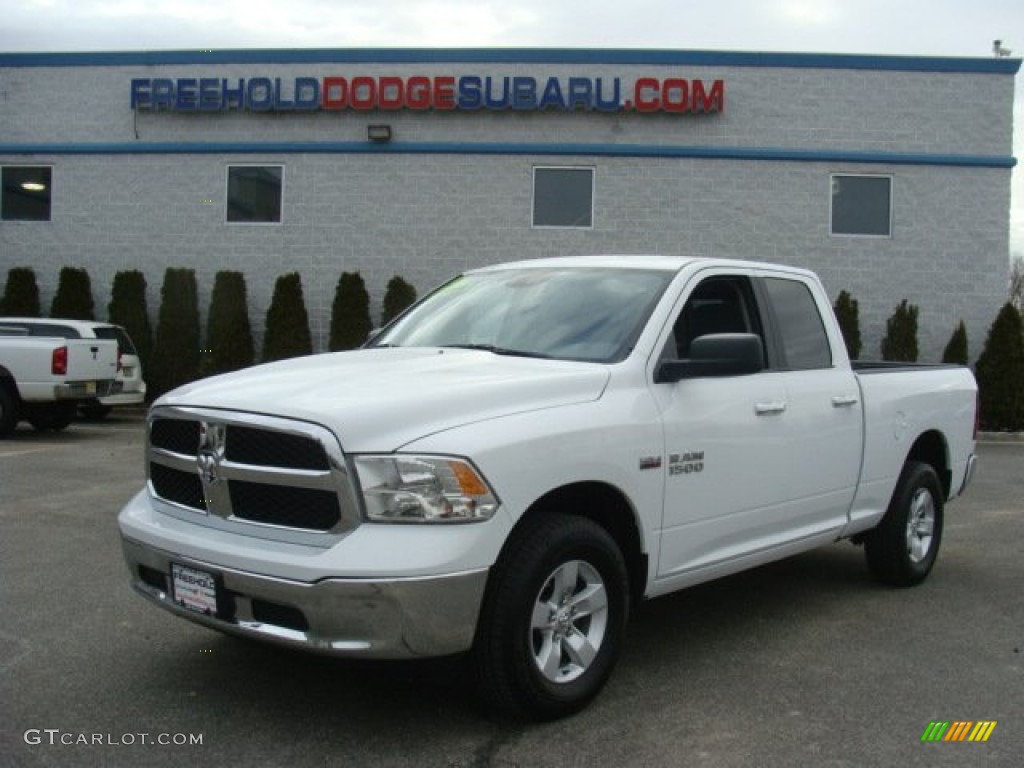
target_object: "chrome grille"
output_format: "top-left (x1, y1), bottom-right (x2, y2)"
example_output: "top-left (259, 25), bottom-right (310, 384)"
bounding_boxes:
top-left (146, 407), bottom-right (360, 543)
top-left (149, 462), bottom-right (204, 511)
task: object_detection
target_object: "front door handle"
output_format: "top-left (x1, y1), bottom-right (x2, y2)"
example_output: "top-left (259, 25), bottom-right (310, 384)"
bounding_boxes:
top-left (754, 401), bottom-right (787, 415)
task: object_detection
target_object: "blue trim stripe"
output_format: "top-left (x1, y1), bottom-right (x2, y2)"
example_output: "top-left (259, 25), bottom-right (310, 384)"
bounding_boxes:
top-left (0, 48), bottom-right (1020, 74)
top-left (0, 141), bottom-right (1015, 168)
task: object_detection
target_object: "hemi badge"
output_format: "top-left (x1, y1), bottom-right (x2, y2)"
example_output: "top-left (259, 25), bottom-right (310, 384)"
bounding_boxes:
top-left (639, 456), bottom-right (663, 471)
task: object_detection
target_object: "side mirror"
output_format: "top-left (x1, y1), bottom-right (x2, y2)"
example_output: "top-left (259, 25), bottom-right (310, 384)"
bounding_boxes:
top-left (655, 333), bottom-right (765, 383)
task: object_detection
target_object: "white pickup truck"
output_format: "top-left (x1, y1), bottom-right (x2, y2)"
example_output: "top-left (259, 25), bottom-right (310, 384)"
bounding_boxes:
top-left (118, 256), bottom-right (978, 719)
top-left (0, 328), bottom-right (118, 436)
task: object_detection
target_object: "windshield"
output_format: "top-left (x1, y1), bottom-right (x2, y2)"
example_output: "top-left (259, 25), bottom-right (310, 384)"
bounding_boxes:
top-left (373, 266), bottom-right (672, 363)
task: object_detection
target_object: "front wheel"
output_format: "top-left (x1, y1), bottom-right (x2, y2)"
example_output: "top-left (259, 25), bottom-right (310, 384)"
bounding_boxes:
top-left (864, 461), bottom-right (944, 587)
top-left (472, 513), bottom-right (629, 720)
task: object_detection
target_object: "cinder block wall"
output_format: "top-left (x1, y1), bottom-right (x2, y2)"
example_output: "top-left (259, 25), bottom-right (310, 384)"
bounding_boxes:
top-left (1, 53), bottom-right (1015, 361)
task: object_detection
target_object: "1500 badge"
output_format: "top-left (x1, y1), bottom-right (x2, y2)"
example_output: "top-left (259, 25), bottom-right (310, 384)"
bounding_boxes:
top-left (669, 451), bottom-right (704, 476)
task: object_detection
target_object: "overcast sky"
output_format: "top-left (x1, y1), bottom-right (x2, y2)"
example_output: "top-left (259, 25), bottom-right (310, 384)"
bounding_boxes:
top-left (2, 0), bottom-right (1022, 256)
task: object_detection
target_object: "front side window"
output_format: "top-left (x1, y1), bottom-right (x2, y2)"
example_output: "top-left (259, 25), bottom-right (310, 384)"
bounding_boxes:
top-left (2, 166), bottom-right (52, 221)
top-left (664, 276), bottom-right (765, 360)
top-left (227, 165), bottom-right (283, 223)
top-left (763, 278), bottom-right (832, 369)
top-left (532, 167), bottom-right (594, 228)
top-left (830, 174), bottom-right (891, 237)
top-left (374, 266), bottom-right (672, 363)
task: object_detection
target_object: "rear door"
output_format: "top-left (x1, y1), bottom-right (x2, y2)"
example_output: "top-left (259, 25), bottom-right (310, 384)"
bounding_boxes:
top-left (757, 273), bottom-right (862, 535)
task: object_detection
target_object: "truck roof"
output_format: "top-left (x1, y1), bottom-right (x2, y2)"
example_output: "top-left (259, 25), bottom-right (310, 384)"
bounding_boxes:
top-left (470, 255), bottom-right (818, 279)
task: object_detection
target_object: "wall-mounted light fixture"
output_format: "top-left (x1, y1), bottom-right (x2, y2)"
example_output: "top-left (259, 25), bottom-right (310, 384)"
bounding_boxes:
top-left (367, 125), bottom-right (392, 143)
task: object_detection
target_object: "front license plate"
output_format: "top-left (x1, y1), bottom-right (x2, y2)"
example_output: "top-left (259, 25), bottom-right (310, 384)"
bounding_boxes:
top-left (85, 381), bottom-right (96, 395)
top-left (171, 563), bottom-right (218, 615)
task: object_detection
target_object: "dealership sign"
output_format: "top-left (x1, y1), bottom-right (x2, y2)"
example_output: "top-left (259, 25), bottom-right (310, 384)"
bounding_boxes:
top-left (129, 75), bottom-right (724, 114)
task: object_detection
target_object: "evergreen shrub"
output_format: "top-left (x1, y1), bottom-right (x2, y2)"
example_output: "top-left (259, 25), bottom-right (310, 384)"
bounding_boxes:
top-left (149, 268), bottom-right (200, 399)
top-left (108, 270), bottom-right (153, 371)
top-left (0, 267), bottom-right (41, 316)
top-left (974, 303), bottom-right (1024, 431)
top-left (381, 275), bottom-right (417, 326)
top-left (203, 271), bottom-right (254, 376)
top-left (880, 299), bottom-right (919, 362)
top-left (941, 320), bottom-right (968, 365)
top-left (263, 272), bottom-right (312, 362)
top-left (329, 272), bottom-right (371, 351)
top-left (50, 266), bottom-right (95, 319)
top-left (833, 290), bottom-right (862, 360)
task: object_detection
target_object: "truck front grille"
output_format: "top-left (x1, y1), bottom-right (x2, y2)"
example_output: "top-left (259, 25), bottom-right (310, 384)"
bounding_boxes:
top-left (228, 480), bottom-right (340, 530)
top-left (149, 463), bottom-right (205, 511)
top-left (150, 418), bottom-right (200, 455)
top-left (146, 408), bottom-right (359, 539)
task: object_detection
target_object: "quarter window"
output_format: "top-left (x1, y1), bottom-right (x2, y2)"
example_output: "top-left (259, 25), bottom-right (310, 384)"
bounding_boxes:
top-left (2, 166), bottom-right (52, 221)
top-left (532, 167), bottom-right (594, 228)
top-left (830, 174), bottom-right (891, 237)
top-left (227, 165), bottom-right (283, 223)
top-left (763, 278), bottom-right (832, 369)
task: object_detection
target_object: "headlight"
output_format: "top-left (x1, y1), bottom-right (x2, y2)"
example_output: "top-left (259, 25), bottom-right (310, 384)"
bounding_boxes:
top-left (354, 455), bottom-right (499, 523)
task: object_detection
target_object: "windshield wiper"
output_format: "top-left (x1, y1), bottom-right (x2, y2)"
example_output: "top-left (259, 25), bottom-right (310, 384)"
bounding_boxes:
top-left (441, 343), bottom-right (553, 359)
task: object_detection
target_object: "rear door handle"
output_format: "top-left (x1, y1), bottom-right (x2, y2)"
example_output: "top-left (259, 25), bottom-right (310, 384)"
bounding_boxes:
top-left (831, 395), bottom-right (859, 408)
top-left (754, 401), bottom-right (787, 415)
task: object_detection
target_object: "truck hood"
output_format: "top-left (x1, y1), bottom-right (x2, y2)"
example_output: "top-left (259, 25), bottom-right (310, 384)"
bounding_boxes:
top-left (158, 347), bottom-right (610, 452)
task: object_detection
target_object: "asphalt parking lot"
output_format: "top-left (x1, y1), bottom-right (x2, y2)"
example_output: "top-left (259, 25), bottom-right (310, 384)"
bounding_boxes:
top-left (1, 411), bottom-right (1021, 768)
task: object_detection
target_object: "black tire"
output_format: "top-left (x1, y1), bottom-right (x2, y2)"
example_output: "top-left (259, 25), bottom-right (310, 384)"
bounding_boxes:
top-left (26, 402), bottom-right (76, 432)
top-left (79, 402), bottom-right (112, 420)
top-left (472, 513), bottom-right (629, 721)
top-left (864, 461), bottom-right (944, 587)
top-left (0, 384), bottom-right (18, 438)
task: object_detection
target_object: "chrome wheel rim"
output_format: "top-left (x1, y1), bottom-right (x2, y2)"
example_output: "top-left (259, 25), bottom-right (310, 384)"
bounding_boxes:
top-left (906, 488), bottom-right (936, 563)
top-left (530, 559), bottom-right (609, 684)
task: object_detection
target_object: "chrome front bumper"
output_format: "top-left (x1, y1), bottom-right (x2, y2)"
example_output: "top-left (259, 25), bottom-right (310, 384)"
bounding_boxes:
top-left (121, 537), bottom-right (489, 658)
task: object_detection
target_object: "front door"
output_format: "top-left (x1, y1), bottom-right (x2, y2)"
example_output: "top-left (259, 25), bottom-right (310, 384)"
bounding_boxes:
top-left (651, 272), bottom-right (793, 579)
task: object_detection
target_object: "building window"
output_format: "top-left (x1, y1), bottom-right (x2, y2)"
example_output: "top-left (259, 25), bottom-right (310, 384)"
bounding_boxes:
top-left (2, 166), bottom-right (52, 221)
top-left (830, 174), bottom-right (892, 237)
top-left (532, 167), bottom-right (594, 228)
top-left (227, 165), bottom-right (283, 223)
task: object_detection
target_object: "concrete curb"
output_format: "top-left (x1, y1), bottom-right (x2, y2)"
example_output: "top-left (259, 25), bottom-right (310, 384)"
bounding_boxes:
top-left (978, 431), bottom-right (1024, 443)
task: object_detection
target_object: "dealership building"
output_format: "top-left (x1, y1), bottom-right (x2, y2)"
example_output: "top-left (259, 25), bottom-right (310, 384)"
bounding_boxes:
top-left (0, 48), bottom-right (1019, 360)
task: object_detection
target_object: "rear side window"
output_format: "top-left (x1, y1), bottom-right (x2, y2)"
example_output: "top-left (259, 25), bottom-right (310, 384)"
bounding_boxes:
top-left (763, 278), bottom-right (832, 369)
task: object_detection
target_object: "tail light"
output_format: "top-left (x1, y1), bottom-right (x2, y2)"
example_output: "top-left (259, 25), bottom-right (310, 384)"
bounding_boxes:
top-left (52, 346), bottom-right (68, 375)
top-left (117, 349), bottom-right (124, 373)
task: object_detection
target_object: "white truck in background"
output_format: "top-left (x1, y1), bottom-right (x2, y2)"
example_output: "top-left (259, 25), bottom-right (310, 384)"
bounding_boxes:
top-left (0, 328), bottom-right (118, 436)
top-left (118, 256), bottom-right (978, 720)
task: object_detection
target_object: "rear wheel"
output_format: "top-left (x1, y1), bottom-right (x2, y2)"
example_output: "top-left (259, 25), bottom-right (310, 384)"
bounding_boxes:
top-left (472, 513), bottom-right (629, 720)
top-left (26, 402), bottom-right (76, 432)
top-left (0, 385), bottom-right (18, 438)
top-left (864, 461), bottom-right (944, 587)
top-left (78, 402), bottom-right (112, 420)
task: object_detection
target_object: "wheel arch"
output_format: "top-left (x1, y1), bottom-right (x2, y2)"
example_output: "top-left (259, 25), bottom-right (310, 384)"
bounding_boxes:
top-left (905, 430), bottom-right (951, 499)
top-left (0, 366), bottom-right (19, 392)
top-left (501, 481), bottom-right (648, 605)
